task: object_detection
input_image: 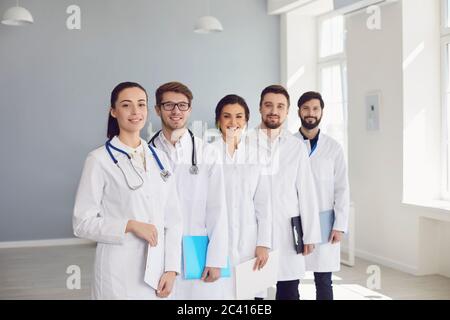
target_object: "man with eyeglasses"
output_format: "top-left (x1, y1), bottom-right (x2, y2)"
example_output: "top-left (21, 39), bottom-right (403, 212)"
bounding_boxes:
top-left (150, 81), bottom-right (229, 300)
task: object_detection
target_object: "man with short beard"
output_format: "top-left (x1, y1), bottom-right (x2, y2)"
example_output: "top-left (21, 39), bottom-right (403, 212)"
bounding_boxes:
top-left (295, 91), bottom-right (350, 300)
top-left (251, 85), bottom-right (321, 300)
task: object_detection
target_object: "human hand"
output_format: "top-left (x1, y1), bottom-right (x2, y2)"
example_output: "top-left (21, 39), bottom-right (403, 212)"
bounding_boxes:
top-left (253, 246), bottom-right (269, 271)
top-left (302, 243), bottom-right (315, 256)
top-left (201, 267), bottom-right (221, 282)
top-left (156, 271), bottom-right (176, 298)
top-left (126, 220), bottom-right (158, 247)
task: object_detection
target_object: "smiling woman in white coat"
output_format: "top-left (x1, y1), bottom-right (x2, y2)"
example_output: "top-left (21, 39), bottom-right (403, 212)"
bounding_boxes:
top-left (295, 91), bottom-right (350, 300)
top-left (211, 94), bottom-right (272, 299)
top-left (73, 82), bottom-right (183, 300)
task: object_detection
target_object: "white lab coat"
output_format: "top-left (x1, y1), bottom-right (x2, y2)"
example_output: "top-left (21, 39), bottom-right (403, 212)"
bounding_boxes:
top-left (294, 132), bottom-right (350, 272)
top-left (248, 127), bottom-right (321, 281)
top-left (151, 130), bottom-right (229, 300)
top-left (211, 137), bottom-right (272, 299)
top-left (73, 136), bottom-right (183, 299)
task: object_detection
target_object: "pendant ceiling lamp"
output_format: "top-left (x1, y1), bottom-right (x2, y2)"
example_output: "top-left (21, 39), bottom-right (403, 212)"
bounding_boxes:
top-left (194, 0), bottom-right (223, 34)
top-left (2, 0), bottom-right (34, 26)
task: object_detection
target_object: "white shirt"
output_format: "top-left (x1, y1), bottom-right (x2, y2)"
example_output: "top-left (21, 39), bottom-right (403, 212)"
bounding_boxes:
top-left (295, 131), bottom-right (350, 272)
top-left (248, 127), bottom-right (321, 281)
top-left (128, 143), bottom-right (146, 170)
top-left (73, 136), bottom-right (183, 299)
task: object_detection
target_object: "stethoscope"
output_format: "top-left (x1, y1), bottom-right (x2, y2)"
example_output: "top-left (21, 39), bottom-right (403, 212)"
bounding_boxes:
top-left (148, 129), bottom-right (199, 175)
top-left (105, 140), bottom-right (171, 190)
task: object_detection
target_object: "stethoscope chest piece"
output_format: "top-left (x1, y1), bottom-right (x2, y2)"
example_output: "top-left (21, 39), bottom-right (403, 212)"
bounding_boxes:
top-left (160, 169), bottom-right (171, 182)
top-left (106, 139), bottom-right (170, 189)
top-left (150, 129), bottom-right (200, 176)
top-left (189, 165), bottom-right (199, 175)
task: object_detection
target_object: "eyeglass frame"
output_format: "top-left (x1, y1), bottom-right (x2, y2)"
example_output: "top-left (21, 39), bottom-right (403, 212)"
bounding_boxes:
top-left (159, 101), bottom-right (191, 111)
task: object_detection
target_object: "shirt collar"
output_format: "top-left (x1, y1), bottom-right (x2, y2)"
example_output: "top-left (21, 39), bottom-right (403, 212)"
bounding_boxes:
top-left (299, 128), bottom-right (320, 141)
top-left (256, 124), bottom-right (289, 143)
top-left (218, 135), bottom-right (246, 161)
top-left (110, 136), bottom-right (145, 154)
top-left (158, 129), bottom-right (190, 150)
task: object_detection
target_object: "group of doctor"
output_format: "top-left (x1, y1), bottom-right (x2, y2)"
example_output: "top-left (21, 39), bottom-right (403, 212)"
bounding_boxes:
top-left (73, 80), bottom-right (350, 300)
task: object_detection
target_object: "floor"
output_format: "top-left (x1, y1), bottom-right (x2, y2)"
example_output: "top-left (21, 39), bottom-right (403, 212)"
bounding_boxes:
top-left (0, 243), bottom-right (449, 300)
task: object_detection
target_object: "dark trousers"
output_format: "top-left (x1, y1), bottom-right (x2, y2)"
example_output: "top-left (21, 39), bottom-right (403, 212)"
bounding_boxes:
top-left (275, 280), bottom-right (300, 300)
top-left (314, 272), bottom-right (333, 300)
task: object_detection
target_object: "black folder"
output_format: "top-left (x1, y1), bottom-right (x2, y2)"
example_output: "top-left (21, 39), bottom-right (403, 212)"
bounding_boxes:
top-left (291, 216), bottom-right (304, 254)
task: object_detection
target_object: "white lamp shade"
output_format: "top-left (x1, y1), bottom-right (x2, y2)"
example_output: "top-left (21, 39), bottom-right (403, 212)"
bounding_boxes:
top-left (194, 15), bottom-right (223, 34)
top-left (2, 6), bottom-right (34, 26)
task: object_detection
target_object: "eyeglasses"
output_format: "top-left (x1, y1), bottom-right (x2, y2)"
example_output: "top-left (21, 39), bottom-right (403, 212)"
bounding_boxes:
top-left (160, 101), bottom-right (191, 111)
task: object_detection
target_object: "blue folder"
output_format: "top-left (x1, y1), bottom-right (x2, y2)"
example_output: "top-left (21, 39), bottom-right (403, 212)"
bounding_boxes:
top-left (319, 210), bottom-right (335, 244)
top-left (182, 235), bottom-right (231, 280)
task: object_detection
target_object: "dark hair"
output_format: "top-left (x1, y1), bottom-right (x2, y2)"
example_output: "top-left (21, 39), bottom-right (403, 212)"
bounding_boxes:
top-left (155, 81), bottom-right (193, 106)
top-left (297, 91), bottom-right (324, 109)
top-left (215, 94), bottom-right (250, 126)
top-left (259, 85), bottom-right (290, 107)
top-left (107, 82), bottom-right (148, 139)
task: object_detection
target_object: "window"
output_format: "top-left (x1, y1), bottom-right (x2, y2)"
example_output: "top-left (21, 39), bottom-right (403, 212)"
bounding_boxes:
top-left (320, 15), bottom-right (345, 58)
top-left (442, 42), bottom-right (450, 199)
top-left (441, 0), bottom-right (450, 200)
top-left (447, 0), bottom-right (450, 28)
top-left (317, 14), bottom-right (348, 157)
top-left (443, 0), bottom-right (450, 31)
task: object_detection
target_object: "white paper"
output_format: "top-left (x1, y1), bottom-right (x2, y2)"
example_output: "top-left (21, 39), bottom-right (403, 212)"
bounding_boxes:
top-left (144, 225), bottom-right (165, 290)
top-left (235, 250), bottom-right (279, 300)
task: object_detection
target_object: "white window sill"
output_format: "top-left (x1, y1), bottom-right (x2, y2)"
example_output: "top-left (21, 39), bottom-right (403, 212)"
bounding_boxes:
top-left (403, 199), bottom-right (450, 222)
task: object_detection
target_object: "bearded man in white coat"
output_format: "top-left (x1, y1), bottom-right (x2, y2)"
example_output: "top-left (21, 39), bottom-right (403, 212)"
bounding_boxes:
top-left (294, 91), bottom-right (350, 300)
top-left (149, 82), bottom-right (229, 300)
top-left (250, 85), bottom-right (321, 300)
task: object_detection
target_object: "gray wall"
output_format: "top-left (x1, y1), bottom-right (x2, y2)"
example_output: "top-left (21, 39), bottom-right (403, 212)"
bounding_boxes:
top-left (0, 0), bottom-right (279, 241)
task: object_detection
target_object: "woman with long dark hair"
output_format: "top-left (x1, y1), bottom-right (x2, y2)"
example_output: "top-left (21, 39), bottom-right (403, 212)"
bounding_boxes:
top-left (73, 82), bottom-right (182, 299)
top-left (211, 94), bottom-right (272, 299)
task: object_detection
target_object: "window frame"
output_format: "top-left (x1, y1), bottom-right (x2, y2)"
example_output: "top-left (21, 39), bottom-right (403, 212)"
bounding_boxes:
top-left (441, 35), bottom-right (450, 200)
top-left (317, 12), bottom-right (349, 158)
top-left (317, 60), bottom-right (348, 117)
top-left (317, 12), bottom-right (346, 63)
top-left (441, 0), bottom-right (450, 35)
top-left (441, 0), bottom-right (450, 200)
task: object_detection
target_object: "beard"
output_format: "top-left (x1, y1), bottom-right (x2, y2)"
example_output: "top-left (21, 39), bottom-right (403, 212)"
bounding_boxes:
top-left (301, 116), bottom-right (322, 130)
top-left (263, 116), bottom-right (282, 129)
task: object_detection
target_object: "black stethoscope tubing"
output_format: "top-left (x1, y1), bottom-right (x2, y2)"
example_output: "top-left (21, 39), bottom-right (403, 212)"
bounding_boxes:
top-left (148, 129), bottom-right (199, 175)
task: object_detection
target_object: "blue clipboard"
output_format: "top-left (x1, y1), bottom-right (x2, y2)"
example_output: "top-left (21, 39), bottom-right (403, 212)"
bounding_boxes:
top-left (182, 235), bottom-right (231, 280)
top-left (320, 210), bottom-right (335, 244)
